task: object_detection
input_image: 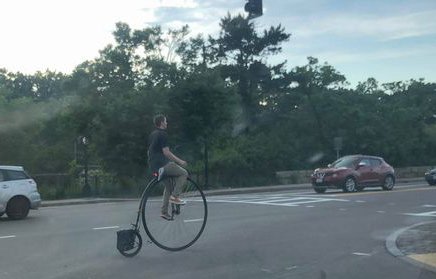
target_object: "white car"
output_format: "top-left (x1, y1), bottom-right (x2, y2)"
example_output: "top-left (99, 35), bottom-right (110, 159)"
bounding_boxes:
top-left (0, 166), bottom-right (41, 219)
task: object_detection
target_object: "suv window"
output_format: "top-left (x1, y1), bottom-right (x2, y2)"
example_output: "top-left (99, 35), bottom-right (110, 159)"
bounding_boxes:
top-left (370, 159), bottom-right (381, 167)
top-left (331, 157), bottom-right (358, 168)
top-left (3, 170), bottom-right (29, 181)
top-left (359, 158), bottom-right (371, 166)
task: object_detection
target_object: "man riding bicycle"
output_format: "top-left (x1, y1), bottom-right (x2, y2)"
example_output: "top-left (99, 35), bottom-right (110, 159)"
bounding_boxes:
top-left (147, 114), bottom-right (188, 220)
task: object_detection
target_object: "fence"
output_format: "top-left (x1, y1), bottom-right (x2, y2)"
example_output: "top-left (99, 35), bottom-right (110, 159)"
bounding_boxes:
top-left (33, 172), bottom-right (144, 200)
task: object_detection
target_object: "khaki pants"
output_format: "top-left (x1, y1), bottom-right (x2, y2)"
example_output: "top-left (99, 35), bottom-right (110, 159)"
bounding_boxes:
top-left (161, 162), bottom-right (188, 214)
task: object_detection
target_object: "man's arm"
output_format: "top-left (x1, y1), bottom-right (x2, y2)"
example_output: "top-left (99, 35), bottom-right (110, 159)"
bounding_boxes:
top-left (163, 147), bottom-right (187, 167)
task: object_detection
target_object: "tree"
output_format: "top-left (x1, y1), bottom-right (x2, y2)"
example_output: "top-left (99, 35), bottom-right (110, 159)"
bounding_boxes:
top-left (168, 70), bottom-right (236, 186)
top-left (210, 13), bottom-right (291, 130)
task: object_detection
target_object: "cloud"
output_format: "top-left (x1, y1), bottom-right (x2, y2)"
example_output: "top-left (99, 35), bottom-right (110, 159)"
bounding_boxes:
top-left (287, 10), bottom-right (436, 41)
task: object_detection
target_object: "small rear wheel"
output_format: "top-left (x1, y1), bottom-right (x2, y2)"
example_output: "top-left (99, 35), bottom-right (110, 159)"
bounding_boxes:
top-left (117, 230), bottom-right (142, 258)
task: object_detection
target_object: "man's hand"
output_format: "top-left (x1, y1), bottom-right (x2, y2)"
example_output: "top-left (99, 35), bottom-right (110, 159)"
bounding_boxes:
top-left (163, 147), bottom-right (187, 167)
top-left (179, 160), bottom-right (188, 167)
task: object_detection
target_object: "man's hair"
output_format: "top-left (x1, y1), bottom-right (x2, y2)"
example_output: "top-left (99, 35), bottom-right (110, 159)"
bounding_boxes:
top-left (153, 114), bottom-right (166, 127)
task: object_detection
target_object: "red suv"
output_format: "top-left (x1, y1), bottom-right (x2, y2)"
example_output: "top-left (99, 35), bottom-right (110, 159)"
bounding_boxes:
top-left (311, 155), bottom-right (395, 193)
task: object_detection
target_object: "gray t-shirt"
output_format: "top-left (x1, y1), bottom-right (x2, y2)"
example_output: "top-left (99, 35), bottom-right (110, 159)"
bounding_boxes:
top-left (148, 128), bottom-right (170, 173)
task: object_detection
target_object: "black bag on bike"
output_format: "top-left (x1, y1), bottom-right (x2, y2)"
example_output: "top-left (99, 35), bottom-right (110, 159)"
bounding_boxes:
top-left (117, 229), bottom-right (135, 251)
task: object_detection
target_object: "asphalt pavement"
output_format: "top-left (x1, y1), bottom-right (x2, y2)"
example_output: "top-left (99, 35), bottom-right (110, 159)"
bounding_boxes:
top-left (36, 177), bottom-right (436, 275)
top-left (1, 177), bottom-right (435, 278)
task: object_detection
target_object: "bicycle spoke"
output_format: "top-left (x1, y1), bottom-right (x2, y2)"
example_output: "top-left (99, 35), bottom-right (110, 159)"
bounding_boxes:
top-left (141, 177), bottom-right (207, 251)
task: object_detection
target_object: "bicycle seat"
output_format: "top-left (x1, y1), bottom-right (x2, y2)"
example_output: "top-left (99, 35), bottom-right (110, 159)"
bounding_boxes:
top-left (152, 167), bottom-right (164, 181)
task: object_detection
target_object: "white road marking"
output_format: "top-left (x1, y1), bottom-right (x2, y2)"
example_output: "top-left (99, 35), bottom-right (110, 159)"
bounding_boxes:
top-left (183, 219), bottom-right (203, 223)
top-left (377, 211), bottom-right (386, 214)
top-left (0, 235), bottom-right (16, 239)
top-left (286, 266), bottom-right (298, 270)
top-left (404, 211), bottom-right (436, 217)
top-left (355, 200), bottom-right (366, 203)
top-left (353, 252), bottom-right (371, 256)
top-left (423, 205), bottom-right (436, 208)
top-left (92, 226), bottom-right (120, 230)
top-left (209, 194), bottom-right (349, 207)
top-left (306, 206), bottom-right (315, 208)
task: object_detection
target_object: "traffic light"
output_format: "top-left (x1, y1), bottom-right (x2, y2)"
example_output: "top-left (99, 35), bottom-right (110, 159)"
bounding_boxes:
top-left (244, 0), bottom-right (262, 19)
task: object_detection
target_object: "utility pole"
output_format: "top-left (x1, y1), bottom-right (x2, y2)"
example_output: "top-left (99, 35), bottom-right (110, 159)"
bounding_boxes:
top-left (80, 136), bottom-right (91, 196)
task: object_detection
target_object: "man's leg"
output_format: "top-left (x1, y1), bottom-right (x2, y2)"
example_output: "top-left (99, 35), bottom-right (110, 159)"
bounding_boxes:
top-left (163, 162), bottom-right (188, 198)
top-left (161, 178), bottom-right (174, 215)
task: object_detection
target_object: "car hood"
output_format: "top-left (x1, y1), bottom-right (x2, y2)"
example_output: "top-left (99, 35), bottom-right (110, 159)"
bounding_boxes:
top-left (314, 167), bottom-right (349, 173)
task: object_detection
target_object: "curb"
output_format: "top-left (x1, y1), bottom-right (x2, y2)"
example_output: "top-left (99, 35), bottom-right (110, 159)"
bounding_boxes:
top-left (41, 198), bottom-right (138, 207)
top-left (386, 221), bottom-right (436, 274)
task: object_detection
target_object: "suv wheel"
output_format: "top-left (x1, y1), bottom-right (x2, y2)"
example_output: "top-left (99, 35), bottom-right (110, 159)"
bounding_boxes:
top-left (314, 187), bottom-right (326, 194)
top-left (382, 175), bottom-right (395, 191)
top-left (6, 196), bottom-right (30, 220)
top-left (343, 177), bottom-right (356, 193)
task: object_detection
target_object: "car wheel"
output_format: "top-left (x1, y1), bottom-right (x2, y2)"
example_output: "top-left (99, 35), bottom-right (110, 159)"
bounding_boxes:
top-left (429, 181), bottom-right (436, 186)
top-left (6, 196), bottom-right (30, 220)
top-left (314, 187), bottom-right (326, 194)
top-left (382, 175), bottom-right (395, 191)
top-left (343, 177), bottom-right (356, 192)
top-left (356, 185), bottom-right (364, 192)
top-left (0, 213), bottom-right (4, 217)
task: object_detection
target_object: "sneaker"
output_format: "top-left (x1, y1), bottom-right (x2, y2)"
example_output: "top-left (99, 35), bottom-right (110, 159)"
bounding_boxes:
top-left (160, 213), bottom-right (173, 221)
top-left (169, 196), bottom-right (186, 205)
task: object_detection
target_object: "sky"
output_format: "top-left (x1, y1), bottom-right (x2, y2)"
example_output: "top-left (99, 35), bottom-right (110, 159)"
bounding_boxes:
top-left (0, 0), bottom-right (435, 87)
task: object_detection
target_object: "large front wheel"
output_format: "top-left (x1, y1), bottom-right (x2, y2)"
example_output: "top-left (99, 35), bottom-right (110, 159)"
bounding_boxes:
top-left (141, 177), bottom-right (207, 251)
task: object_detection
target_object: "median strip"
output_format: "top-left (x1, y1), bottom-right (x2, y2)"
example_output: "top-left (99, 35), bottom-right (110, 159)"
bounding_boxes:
top-left (408, 253), bottom-right (436, 269)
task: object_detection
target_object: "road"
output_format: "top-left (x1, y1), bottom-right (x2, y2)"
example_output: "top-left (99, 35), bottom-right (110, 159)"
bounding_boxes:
top-left (1, 183), bottom-right (436, 279)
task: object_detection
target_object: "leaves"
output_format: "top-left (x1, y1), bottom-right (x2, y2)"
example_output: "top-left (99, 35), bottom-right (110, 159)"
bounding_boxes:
top-left (0, 17), bottom-right (435, 189)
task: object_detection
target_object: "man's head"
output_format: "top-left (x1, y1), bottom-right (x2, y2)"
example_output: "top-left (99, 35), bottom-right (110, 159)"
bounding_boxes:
top-left (153, 114), bottom-right (167, 129)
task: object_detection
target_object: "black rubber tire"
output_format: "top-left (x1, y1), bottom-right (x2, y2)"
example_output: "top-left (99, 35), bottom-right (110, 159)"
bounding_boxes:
top-left (6, 196), bottom-right (30, 220)
top-left (141, 177), bottom-right (207, 252)
top-left (314, 187), bottom-right (326, 194)
top-left (382, 175), bottom-right (395, 191)
top-left (118, 230), bottom-right (142, 258)
top-left (343, 177), bottom-right (356, 193)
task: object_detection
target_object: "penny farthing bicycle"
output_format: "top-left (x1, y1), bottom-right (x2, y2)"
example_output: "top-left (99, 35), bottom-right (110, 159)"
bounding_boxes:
top-left (116, 171), bottom-right (208, 257)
